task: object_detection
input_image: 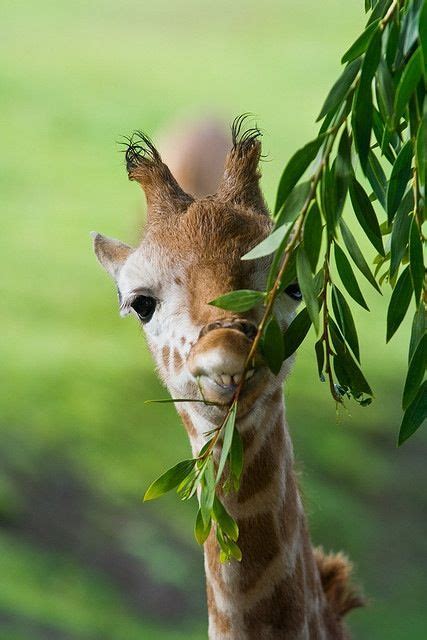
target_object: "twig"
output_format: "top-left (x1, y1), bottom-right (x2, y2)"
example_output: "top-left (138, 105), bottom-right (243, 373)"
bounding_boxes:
top-left (380, 0), bottom-right (399, 30)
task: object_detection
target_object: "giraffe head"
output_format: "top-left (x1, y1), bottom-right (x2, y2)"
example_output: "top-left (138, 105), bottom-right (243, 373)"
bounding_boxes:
top-left (92, 118), bottom-right (300, 429)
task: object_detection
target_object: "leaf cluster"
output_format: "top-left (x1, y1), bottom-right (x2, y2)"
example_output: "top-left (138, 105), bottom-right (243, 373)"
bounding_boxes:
top-left (213, 0), bottom-right (426, 444)
top-left (144, 401), bottom-right (243, 562)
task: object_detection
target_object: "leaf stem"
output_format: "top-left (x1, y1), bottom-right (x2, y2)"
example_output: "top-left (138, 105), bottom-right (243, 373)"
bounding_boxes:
top-left (380, 0), bottom-right (399, 30)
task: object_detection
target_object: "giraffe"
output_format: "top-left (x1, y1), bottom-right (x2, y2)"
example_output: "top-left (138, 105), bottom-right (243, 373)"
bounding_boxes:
top-left (92, 118), bottom-right (363, 639)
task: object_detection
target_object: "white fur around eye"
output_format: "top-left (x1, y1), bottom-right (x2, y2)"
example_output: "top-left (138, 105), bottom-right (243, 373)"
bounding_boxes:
top-left (118, 248), bottom-right (200, 345)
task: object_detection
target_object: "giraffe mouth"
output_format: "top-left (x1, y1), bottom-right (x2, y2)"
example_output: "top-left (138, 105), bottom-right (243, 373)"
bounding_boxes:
top-left (198, 367), bottom-right (260, 400)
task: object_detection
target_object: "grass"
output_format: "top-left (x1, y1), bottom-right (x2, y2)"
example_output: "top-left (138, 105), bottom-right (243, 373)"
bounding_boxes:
top-left (1, 0), bottom-right (426, 638)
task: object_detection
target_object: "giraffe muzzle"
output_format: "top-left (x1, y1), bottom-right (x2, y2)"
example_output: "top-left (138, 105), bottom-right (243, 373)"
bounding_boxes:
top-left (187, 319), bottom-right (259, 398)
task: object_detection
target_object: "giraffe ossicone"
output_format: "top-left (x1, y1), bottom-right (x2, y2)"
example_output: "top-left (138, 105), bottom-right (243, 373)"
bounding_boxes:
top-left (92, 117), bottom-right (363, 639)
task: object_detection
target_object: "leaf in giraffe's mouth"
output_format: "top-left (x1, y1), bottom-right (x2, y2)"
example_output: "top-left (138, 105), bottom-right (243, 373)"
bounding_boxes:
top-left (143, 395), bottom-right (244, 563)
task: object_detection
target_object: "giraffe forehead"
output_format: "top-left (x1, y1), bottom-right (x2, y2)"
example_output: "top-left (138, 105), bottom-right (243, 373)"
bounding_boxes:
top-left (143, 204), bottom-right (271, 325)
top-left (144, 198), bottom-right (271, 259)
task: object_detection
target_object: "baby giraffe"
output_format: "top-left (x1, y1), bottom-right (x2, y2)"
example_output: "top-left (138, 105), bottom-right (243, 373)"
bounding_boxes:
top-left (92, 118), bottom-right (363, 639)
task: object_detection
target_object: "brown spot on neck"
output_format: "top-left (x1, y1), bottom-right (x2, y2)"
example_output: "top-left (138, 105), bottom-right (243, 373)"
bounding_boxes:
top-left (237, 510), bottom-right (281, 593)
top-left (237, 415), bottom-right (285, 503)
top-left (173, 348), bottom-right (183, 372)
top-left (243, 554), bottom-right (306, 637)
top-left (179, 410), bottom-right (198, 440)
top-left (206, 582), bottom-right (231, 635)
top-left (161, 344), bottom-right (170, 371)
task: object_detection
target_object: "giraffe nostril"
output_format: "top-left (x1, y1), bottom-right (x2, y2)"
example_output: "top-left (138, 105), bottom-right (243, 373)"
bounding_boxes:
top-left (239, 321), bottom-right (258, 340)
top-left (200, 318), bottom-right (258, 340)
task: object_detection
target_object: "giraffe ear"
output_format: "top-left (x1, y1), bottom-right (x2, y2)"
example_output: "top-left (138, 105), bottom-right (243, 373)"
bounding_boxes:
top-left (216, 115), bottom-right (268, 215)
top-left (91, 232), bottom-right (133, 280)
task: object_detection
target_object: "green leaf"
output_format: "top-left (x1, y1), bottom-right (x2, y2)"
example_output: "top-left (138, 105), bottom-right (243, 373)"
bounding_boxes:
top-left (381, 124), bottom-right (401, 166)
top-left (329, 317), bottom-right (346, 355)
top-left (194, 508), bottom-right (211, 545)
top-left (352, 29), bottom-right (382, 172)
top-left (320, 162), bottom-right (337, 236)
top-left (402, 335), bottom-right (426, 410)
top-left (303, 202), bottom-right (323, 272)
top-left (334, 243), bottom-right (369, 310)
top-left (209, 289), bottom-right (265, 312)
top-left (313, 269), bottom-right (325, 297)
top-left (283, 307), bottom-right (312, 360)
top-left (341, 18), bottom-right (381, 63)
top-left (275, 181), bottom-right (312, 228)
top-left (386, 266), bottom-right (413, 342)
top-left (262, 315), bottom-right (285, 374)
top-left (335, 126), bottom-right (353, 219)
top-left (393, 0), bottom-right (423, 69)
top-left (386, 140), bottom-right (413, 223)
top-left (366, 150), bottom-right (387, 209)
top-left (198, 436), bottom-right (215, 458)
top-left (330, 319), bottom-right (372, 396)
top-left (385, 19), bottom-right (399, 67)
top-left (176, 467), bottom-right (198, 501)
top-left (372, 107), bottom-right (396, 165)
top-left (393, 48), bottom-right (423, 127)
top-left (420, 0), bottom-right (427, 78)
top-left (216, 402), bottom-right (237, 483)
top-left (226, 538), bottom-right (242, 562)
top-left (398, 381), bottom-right (427, 446)
top-left (274, 137), bottom-right (324, 214)
top-left (296, 246), bottom-right (320, 333)
top-left (144, 459), bottom-right (196, 501)
top-left (333, 353), bottom-right (351, 390)
top-left (317, 59), bottom-right (361, 121)
top-left (201, 456), bottom-right (215, 525)
top-left (315, 339), bottom-right (325, 379)
top-left (213, 497), bottom-right (239, 542)
top-left (216, 527), bottom-right (242, 562)
top-left (331, 285), bottom-right (360, 362)
top-left (333, 349), bottom-right (372, 396)
top-left (375, 59), bottom-right (395, 121)
top-left (409, 306), bottom-right (426, 364)
top-left (409, 218), bottom-right (424, 305)
top-left (339, 219), bottom-right (381, 292)
top-left (416, 110), bottom-right (426, 191)
top-left (230, 426), bottom-right (244, 487)
top-left (389, 190), bottom-right (414, 279)
top-left (379, 220), bottom-right (392, 236)
top-left (243, 223), bottom-right (292, 261)
top-left (401, 0), bottom-right (424, 59)
top-left (349, 176), bottom-right (384, 255)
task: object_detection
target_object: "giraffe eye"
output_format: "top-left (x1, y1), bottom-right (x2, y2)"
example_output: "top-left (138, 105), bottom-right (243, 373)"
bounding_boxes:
top-left (131, 295), bottom-right (157, 322)
top-left (285, 283), bottom-right (302, 301)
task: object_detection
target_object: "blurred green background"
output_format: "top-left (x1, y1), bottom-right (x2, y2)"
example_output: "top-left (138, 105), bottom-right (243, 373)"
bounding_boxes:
top-left (1, 0), bottom-right (426, 638)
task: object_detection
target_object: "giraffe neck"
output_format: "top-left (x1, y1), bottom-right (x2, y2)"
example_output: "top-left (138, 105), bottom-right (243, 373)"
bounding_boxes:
top-left (180, 389), bottom-right (342, 640)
